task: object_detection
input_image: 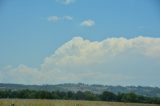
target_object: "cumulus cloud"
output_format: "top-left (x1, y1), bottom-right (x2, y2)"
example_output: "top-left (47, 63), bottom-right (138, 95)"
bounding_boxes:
top-left (0, 36), bottom-right (160, 86)
top-left (48, 16), bottom-right (73, 23)
top-left (56, 0), bottom-right (75, 5)
top-left (0, 64), bottom-right (42, 84)
top-left (81, 19), bottom-right (95, 27)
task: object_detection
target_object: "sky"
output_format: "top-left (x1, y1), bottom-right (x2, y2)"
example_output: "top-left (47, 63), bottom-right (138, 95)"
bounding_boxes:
top-left (0, 0), bottom-right (160, 86)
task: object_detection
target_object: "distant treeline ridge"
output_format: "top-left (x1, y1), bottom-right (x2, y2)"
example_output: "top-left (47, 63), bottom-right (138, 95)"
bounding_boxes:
top-left (0, 89), bottom-right (160, 104)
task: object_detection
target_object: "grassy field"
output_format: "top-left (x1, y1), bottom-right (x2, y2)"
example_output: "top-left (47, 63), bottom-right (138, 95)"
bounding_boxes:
top-left (0, 99), bottom-right (159, 106)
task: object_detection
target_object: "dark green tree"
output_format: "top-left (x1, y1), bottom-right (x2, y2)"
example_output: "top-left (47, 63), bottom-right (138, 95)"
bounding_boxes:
top-left (100, 91), bottom-right (117, 101)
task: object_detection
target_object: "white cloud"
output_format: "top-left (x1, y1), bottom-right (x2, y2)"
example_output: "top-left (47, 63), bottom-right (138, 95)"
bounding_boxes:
top-left (56, 0), bottom-right (75, 5)
top-left (1, 36), bottom-right (160, 86)
top-left (63, 16), bottom-right (73, 20)
top-left (42, 36), bottom-right (160, 66)
top-left (48, 16), bottom-right (60, 23)
top-left (0, 64), bottom-right (42, 84)
top-left (81, 19), bottom-right (95, 27)
top-left (48, 16), bottom-right (73, 23)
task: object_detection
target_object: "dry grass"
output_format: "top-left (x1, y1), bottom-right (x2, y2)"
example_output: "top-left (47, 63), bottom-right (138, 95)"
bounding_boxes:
top-left (0, 99), bottom-right (159, 106)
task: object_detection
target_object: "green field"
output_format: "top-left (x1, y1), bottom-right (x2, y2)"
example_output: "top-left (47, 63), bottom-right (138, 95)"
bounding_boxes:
top-left (0, 99), bottom-right (159, 106)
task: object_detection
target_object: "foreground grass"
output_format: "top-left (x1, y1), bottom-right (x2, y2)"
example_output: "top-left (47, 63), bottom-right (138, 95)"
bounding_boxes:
top-left (0, 99), bottom-right (159, 106)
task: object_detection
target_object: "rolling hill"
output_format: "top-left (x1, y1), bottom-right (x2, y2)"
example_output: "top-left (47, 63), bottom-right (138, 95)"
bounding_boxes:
top-left (0, 83), bottom-right (160, 97)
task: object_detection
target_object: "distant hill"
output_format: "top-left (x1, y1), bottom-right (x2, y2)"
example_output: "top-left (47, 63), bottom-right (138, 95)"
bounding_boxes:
top-left (0, 83), bottom-right (160, 97)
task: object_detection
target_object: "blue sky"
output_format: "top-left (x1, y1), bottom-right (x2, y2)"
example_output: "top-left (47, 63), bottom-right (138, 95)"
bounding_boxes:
top-left (0, 0), bottom-right (160, 86)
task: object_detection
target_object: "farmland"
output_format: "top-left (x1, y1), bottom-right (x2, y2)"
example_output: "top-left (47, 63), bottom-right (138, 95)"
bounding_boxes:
top-left (0, 99), bottom-right (159, 106)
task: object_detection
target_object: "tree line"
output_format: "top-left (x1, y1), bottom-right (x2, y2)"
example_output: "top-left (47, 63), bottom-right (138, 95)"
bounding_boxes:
top-left (0, 89), bottom-right (160, 104)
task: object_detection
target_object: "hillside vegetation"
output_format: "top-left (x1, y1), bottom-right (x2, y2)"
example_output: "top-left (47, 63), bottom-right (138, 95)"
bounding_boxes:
top-left (0, 83), bottom-right (160, 97)
top-left (0, 89), bottom-right (160, 104)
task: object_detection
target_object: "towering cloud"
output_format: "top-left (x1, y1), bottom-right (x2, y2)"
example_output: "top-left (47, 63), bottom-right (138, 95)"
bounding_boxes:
top-left (0, 36), bottom-right (160, 86)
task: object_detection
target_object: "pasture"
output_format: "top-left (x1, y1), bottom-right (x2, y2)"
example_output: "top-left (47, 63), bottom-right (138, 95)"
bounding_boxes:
top-left (0, 99), bottom-right (159, 106)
